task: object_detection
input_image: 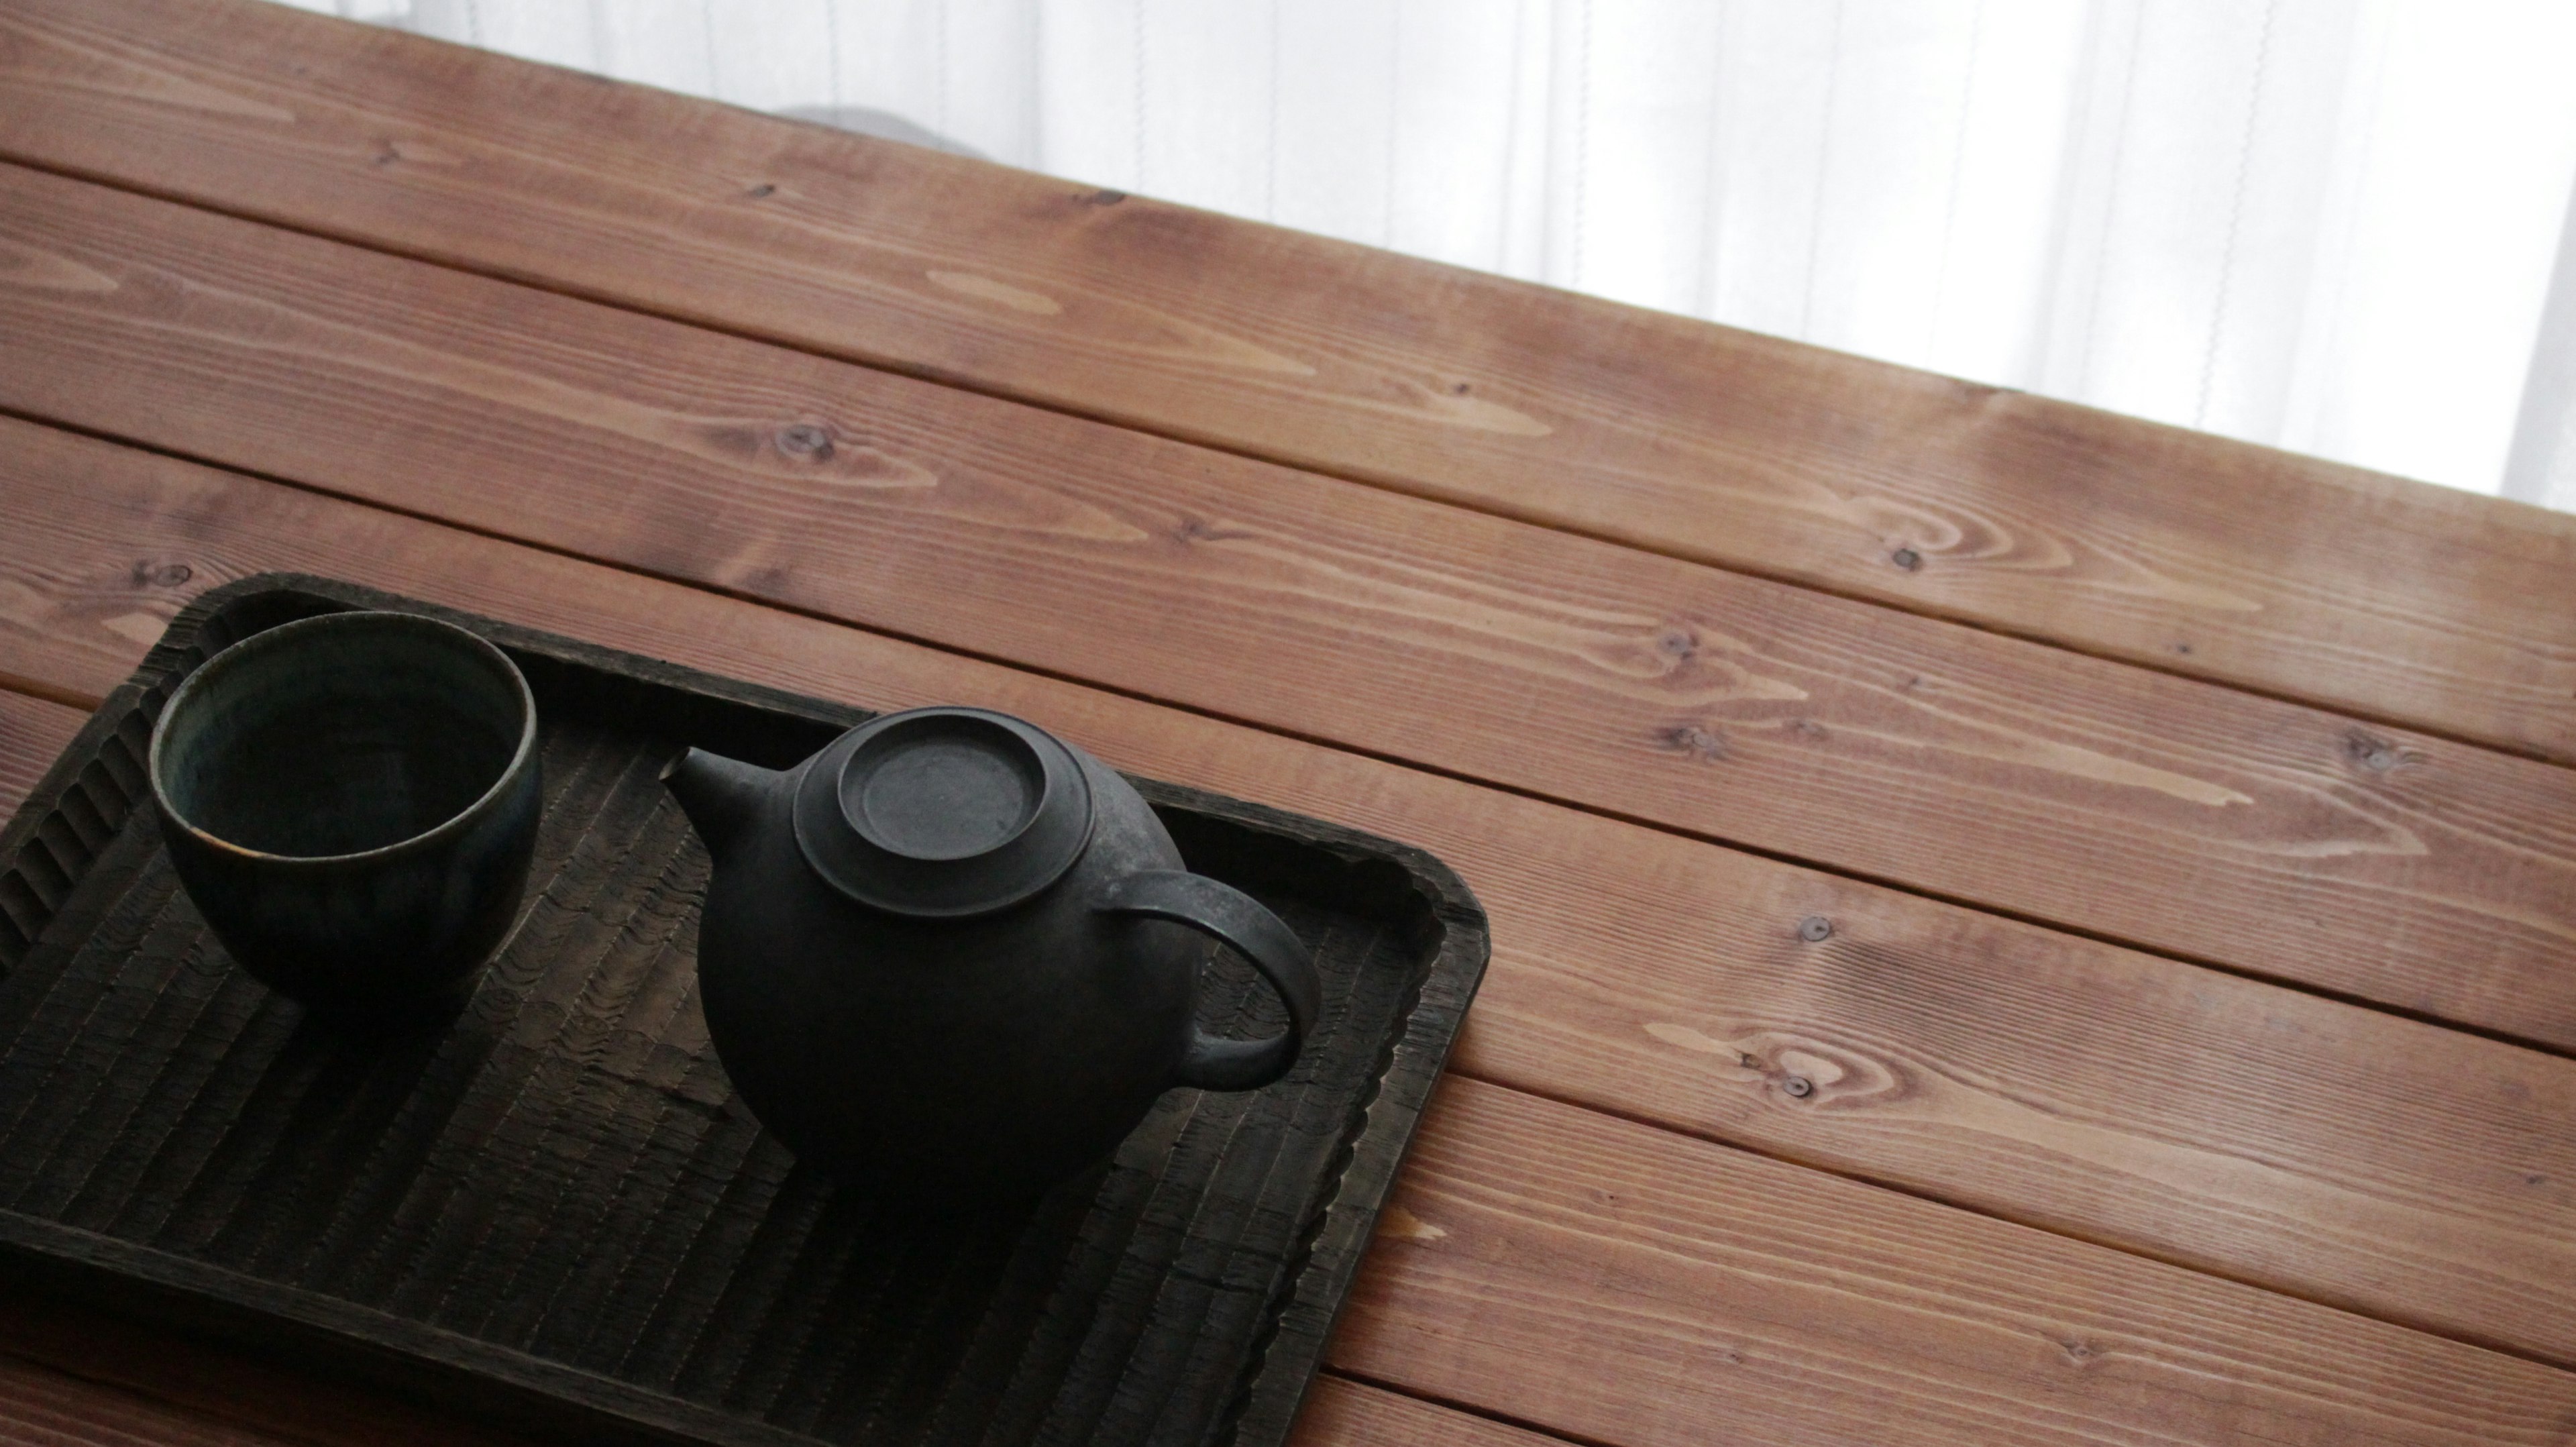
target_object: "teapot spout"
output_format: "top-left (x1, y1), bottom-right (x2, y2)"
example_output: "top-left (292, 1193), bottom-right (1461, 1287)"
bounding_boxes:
top-left (661, 747), bottom-right (779, 860)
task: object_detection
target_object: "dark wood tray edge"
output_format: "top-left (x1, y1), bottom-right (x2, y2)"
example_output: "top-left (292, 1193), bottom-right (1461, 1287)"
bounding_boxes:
top-left (0, 1211), bottom-right (814, 1447)
top-left (0, 574), bottom-right (1493, 1447)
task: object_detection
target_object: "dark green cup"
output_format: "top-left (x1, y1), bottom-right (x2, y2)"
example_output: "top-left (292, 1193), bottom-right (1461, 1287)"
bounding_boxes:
top-left (148, 610), bottom-right (541, 1022)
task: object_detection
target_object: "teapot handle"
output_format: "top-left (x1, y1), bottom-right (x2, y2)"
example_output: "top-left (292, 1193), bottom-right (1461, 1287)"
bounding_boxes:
top-left (1095, 871), bottom-right (1321, 1091)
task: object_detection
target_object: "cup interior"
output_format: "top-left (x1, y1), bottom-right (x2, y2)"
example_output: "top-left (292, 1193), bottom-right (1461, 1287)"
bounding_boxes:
top-left (154, 612), bottom-right (532, 859)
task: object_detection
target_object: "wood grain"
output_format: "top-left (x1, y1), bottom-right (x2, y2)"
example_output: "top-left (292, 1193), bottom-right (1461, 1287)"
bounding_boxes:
top-left (0, 693), bottom-right (83, 829)
top-left (0, 1352), bottom-right (394, 1447)
top-left (9, 419), bottom-right (2576, 1375)
top-left (0, 1290), bottom-right (540, 1447)
top-left (1289, 1377), bottom-right (1564, 1447)
top-left (0, 1293), bottom-right (1511, 1447)
top-left (0, 0), bottom-right (2567, 763)
top-left (1337, 1079), bottom-right (2576, 1447)
top-left (1, 167), bottom-right (2573, 1053)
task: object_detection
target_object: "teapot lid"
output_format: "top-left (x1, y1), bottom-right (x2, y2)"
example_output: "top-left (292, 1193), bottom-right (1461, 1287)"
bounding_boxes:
top-left (792, 706), bottom-right (1095, 918)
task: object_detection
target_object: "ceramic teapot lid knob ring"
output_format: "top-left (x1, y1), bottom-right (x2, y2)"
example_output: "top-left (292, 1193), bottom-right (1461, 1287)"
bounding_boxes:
top-left (1095, 870), bottom-right (1320, 1091)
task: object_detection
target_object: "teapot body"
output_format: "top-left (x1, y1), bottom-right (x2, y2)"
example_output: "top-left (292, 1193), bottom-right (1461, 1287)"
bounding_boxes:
top-left (667, 706), bottom-right (1318, 1206)
top-left (692, 749), bottom-right (1202, 1201)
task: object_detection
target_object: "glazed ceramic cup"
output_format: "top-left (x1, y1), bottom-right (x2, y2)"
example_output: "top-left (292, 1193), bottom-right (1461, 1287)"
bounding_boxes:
top-left (149, 610), bottom-right (541, 1021)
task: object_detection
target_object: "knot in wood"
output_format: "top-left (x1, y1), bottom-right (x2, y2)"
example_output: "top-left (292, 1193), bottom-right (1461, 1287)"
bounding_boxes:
top-left (777, 424), bottom-right (833, 460)
top-left (2343, 729), bottom-right (2414, 773)
top-left (1173, 517), bottom-right (1252, 545)
top-left (1661, 723), bottom-right (1727, 761)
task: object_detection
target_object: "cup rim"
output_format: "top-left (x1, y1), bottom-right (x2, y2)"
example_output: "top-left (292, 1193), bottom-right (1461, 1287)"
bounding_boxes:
top-left (148, 608), bottom-right (539, 867)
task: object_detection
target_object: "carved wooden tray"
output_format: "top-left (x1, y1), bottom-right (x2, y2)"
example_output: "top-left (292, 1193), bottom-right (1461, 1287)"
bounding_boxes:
top-left (0, 576), bottom-right (1487, 1447)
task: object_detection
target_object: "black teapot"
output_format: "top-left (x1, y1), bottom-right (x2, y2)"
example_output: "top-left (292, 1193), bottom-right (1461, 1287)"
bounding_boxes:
top-left (662, 706), bottom-right (1320, 1203)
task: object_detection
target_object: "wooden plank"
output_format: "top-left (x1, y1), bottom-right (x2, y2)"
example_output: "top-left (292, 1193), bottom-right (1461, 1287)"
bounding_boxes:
top-left (8, 419), bottom-right (2576, 1374)
top-left (0, 1321), bottom-right (1511, 1447)
top-left (1, 165), bottom-right (2573, 1050)
top-left (0, 692), bottom-right (84, 829)
top-left (0, 1295), bottom-right (1514, 1447)
top-left (1290, 1378), bottom-right (1563, 1447)
top-left (0, 0), bottom-right (2567, 764)
top-left (0, 1291), bottom-right (531, 1447)
top-left (0, 1353), bottom-right (333, 1447)
top-left (1338, 1079), bottom-right (2576, 1447)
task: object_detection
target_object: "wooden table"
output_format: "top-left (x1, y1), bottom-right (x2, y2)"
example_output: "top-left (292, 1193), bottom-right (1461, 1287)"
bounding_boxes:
top-left (3, 3), bottom-right (2575, 1442)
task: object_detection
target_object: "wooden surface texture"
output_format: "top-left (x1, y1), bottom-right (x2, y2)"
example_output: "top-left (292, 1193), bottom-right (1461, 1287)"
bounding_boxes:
top-left (1, 5), bottom-right (2573, 1444)
top-left (1, 0), bottom-right (2569, 767)
top-left (1342, 1081), bottom-right (2576, 1447)
top-left (0, 1289), bottom-right (552, 1447)
top-left (7, 423), bottom-right (2576, 1392)
top-left (0, 1306), bottom-right (1470, 1447)
top-left (4, 162), bottom-right (2575, 1057)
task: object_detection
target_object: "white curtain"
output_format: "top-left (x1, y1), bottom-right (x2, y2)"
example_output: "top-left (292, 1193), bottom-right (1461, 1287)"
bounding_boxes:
top-left (281, 0), bottom-right (2576, 510)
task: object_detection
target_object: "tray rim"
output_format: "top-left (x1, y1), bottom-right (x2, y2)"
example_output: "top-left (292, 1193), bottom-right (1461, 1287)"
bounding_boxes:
top-left (0, 572), bottom-right (1491, 1447)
